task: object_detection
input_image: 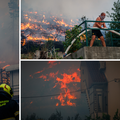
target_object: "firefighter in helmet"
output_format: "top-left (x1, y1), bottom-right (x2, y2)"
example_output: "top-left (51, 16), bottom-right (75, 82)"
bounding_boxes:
top-left (0, 83), bottom-right (19, 120)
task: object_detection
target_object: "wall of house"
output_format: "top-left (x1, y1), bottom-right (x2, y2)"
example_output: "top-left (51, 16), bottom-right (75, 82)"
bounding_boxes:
top-left (89, 86), bottom-right (94, 118)
top-left (80, 62), bottom-right (87, 93)
top-left (80, 62), bottom-right (91, 93)
top-left (89, 84), bottom-right (108, 119)
top-left (105, 61), bottom-right (120, 119)
top-left (10, 70), bottom-right (19, 96)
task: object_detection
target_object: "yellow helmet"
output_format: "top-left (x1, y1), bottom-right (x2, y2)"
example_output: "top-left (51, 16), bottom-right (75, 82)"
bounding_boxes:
top-left (0, 84), bottom-right (13, 98)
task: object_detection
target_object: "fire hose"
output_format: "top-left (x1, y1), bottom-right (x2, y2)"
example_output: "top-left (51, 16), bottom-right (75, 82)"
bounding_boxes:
top-left (63, 27), bottom-right (120, 57)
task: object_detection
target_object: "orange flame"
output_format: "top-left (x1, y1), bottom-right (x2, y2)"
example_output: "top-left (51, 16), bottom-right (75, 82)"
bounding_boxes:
top-left (39, 75), bottom-right (47, 81)
top-left (38, 70), bottom-right (80, 106)
top-left (49, 71), bottom-right (59, 78)
top-left (22, 39), bottom-right (26, 46)
top-left (21, 11), bottom-right (77, 42)
top-left (54, 72), bottom-right (80, 106)
top-left (48, 61), bottom-right (60, 68)
top-left (56, 103), bottom-right (59, 106)
top-left (2, 65), bottom-right (10, 70)
top-left (28, 61), bottom-right (80, 106)
top-left (53, 19), bottom-right (73, 27)
top-left (34, 69), bottom-right (45, 75)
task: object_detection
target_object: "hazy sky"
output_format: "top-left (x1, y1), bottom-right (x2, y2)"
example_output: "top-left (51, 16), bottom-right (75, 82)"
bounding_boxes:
top-left (0, 0), bottom-right (19, 69)
top-left (21, 0), bottom-right (117, 21)
top-left (21, 61), bottom-right (89, 120)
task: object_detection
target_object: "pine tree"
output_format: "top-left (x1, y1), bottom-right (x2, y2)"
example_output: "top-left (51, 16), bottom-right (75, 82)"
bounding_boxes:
top-left (106, 0), bottom-right (120, 46)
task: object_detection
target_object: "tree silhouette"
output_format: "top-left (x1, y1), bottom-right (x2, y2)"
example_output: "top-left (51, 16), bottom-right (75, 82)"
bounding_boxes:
top-left (48, 110), bottom-right (63, 120)
top-left (56, 110), bottom-right (63, 120)
top-left (48, 113), bottom-right (57, 120)
top-left (67, 116), bottom-right (71, 120)
top-left (106, 0), bottom-right (120, 46)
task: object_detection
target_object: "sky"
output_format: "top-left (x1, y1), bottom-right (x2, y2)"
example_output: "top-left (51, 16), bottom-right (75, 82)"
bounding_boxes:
top-left (0, 0), bottom-right (19, 69)
top-left (21, 0), bottom-right (117, 21)
top-left (21, 61), bottom-right (89, 120)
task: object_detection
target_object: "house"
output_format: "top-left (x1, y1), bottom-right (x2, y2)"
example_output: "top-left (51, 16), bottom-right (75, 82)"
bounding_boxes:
top-left (5, 64), bottom-right (19, 103)
top-left (104, 61), bottom-right (120, 119)
top-left (80, 61), bottom-right (120, 119)
top-left (0, 69), bottom-right (10, 85)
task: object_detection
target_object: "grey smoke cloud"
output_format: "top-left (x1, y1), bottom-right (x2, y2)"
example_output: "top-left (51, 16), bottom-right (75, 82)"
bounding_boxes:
top-left (0, 0), bottom-right (19, 68)
top-left (22, 0), bottom-right (117, 21)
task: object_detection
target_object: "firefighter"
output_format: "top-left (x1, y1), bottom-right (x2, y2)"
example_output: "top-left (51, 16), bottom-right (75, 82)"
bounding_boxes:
top-left (0, 83), bottom-right (19, 120)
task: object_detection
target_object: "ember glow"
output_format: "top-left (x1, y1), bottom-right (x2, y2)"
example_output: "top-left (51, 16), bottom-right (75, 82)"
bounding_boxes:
top-left (28, 61), bottom-right (81, 106)
top-left (48, 61), bottom-right (60, 68)
top-left (21, 11), bottom-right (78, 46)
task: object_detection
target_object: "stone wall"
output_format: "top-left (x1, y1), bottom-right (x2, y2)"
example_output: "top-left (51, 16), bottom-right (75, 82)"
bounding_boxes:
top-left (64, 47), bottom-right (120, 59)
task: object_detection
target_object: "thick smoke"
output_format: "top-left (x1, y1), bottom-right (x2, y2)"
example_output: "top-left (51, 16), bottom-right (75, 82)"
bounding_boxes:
top-left (0, 0), bottom-right (19, 69)
top-left (22, 0), bottom-right (115, 21)
top-left (21, 10), bottom-right (74, 42)
top-left (21, 0), bottom-right (116, 44)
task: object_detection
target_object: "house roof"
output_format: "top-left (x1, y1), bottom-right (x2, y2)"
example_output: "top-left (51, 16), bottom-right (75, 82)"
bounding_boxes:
top-left (5, 64), bottom-right (19, 72)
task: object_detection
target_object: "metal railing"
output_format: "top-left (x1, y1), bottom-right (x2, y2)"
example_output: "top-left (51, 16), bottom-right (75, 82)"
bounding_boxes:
top-left (80, 20), bottom-right (120, 46)
top-left (64, 20), bottom-right (120, 56)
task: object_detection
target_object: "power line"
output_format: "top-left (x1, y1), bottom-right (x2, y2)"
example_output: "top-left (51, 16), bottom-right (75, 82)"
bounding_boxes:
top-left (21, 89), bottom-right (82, 99)
top-left (22, 78), bottom-right (119, 99)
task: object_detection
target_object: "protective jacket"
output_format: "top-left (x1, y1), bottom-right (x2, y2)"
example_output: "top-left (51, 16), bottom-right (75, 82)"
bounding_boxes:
top-left (0, 95), bottom-right (19, 120)
top-left (0, 84), bottom-right (19, 120)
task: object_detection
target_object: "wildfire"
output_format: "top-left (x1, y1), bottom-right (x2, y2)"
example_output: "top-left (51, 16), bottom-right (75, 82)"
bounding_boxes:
top-left (53, 19), bottom-right (73, 27)
top-left (48, 61), bottom-right (60, 68)
top-left (22, 39), bottom-right (26, 46)
top-left (21, 11), bottom-right (78, 45)
top-left (54, 72), bottom-right (80, 106)
top-left (28, 61), bottom-right (81, 106)
top-left (56, 103), bottom-right (59, 106)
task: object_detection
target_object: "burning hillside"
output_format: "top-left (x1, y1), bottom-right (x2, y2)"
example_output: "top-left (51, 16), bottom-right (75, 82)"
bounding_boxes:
top-left (21, 11), bottom-right (78, 46)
